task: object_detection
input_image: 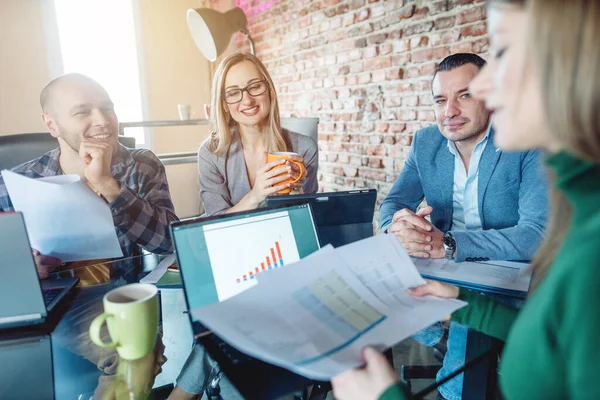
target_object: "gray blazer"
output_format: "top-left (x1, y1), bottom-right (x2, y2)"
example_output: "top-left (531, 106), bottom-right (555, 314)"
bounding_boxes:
top-left (198, 129), bottom-right (319, 216)
top-left (380, 124), bottom-right (549, 262)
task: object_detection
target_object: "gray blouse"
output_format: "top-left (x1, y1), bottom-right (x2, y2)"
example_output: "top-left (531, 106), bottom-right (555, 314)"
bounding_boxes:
top-left (197, 129), bottom-right (319, 216)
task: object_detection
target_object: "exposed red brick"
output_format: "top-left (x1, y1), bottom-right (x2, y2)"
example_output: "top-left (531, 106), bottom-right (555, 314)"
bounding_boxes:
top-left (392, 54), bottom-right (411, 66)
top-left (389, 123), bottom-right (407, 133)
top-left (411, 36), bottom-right (429, 49)
top-left (420, 62), bottom-right (438, 76)
top-left (399, 4), bottom-right (415, 19)
top-left (364, 45), bottom-right (378, 58)
top-left (385, 68), bottom-right (402, 81)
top-left (450, 42), bottom-right (473, 54)
top-left (343, 166), bottom-right (359, 177)
top-left (404, 21), bottom-right (434, 36)
top-left (434, 16), bottom-right (455, 30)
top-left (358, 72), bottom-right (371, 84)
top-left (411, 48), bottom-right (433, 62)
top-left (355, 9), bottom-right (370, 22)
top-left (472, 38), bottom-right (489, 54)
top-left (368, 33), bottom-right (388, 45)
top-left (360, 169), bottom-right (387, 181)
top-left (460, 22), bottom-right (487, 38)
top-left (403, 95), bottom-right (419, 107)
top-left (355, 38), bottom-right (368, 48)
top-left (418, 110), bottom-right (436, 122)
top-left (365, 56), bottom-right (392, 70)
top-left (360, 22), bottom-right (374, 35)
top-left (456, 6), bottom-right (486, 25)
top-left (342, 13), bottom-right (355, 26)
top-left (349, 0), bottom-right (365, 10)
top-left (368, 158), bottom-right (384, 168)
top-left (372, 69), bottom-right (386, 82)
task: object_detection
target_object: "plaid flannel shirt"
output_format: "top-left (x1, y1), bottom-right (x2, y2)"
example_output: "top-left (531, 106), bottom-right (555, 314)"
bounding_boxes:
top-left (0, 145), bottom-right (178, 256)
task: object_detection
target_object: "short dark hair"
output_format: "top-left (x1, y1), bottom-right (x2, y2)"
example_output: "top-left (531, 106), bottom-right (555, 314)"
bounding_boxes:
top-left (433, 53), bottom-right (487, 81)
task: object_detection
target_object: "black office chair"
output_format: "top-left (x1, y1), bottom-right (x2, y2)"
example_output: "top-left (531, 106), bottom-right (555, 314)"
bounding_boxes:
top-left (0, 132), bottom-right (136, 170)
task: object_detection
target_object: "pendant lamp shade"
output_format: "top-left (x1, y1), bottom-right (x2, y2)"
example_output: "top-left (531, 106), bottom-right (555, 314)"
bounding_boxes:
top-left (186, 7), bottom-right (255, 62)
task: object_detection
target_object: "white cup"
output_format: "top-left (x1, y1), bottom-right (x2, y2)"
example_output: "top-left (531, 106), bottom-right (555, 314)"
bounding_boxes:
top-left (178, 104), bottom-right (193, 120)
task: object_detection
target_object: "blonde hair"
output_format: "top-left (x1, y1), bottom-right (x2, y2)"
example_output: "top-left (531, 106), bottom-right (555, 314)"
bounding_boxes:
top-left (208, 52), bottom-right (291, 155)
top-left (525, 0), bottom-right (600, 289)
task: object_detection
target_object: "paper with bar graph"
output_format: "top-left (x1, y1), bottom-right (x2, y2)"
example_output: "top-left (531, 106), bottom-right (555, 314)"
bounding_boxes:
top-left (202, 212), bottom-right (300, 301)
top-left (191, 234), bottom-right (467, 380)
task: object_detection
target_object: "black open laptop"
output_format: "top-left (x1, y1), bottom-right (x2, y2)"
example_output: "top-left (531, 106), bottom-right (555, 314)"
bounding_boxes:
top-left (171, 203), bottom-right (322, 398)
top-left (266, 189), bottom-right (377, 247)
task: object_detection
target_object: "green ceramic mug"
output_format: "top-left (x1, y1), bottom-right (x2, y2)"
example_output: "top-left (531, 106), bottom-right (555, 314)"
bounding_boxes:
top-left (89, 283), bottom-right (159, 360)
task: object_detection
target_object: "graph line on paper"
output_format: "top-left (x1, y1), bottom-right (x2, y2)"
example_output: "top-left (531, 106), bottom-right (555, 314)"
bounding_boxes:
top-left (291, 270), bottom-right (387, 366)
top-left (236, 241), bottom-right (285, 283)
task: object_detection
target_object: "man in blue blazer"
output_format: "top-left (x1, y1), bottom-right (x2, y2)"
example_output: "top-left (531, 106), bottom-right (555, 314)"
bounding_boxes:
top-left (380, 54), bottom-right (548, 400)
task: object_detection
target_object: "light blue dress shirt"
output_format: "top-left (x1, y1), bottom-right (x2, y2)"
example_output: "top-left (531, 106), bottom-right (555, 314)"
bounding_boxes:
top-left (447, 125), bottom-right (491, 233)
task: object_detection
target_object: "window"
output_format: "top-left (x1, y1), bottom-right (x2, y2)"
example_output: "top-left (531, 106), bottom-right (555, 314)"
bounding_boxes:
top-left (53, 0), bottom-right (145, 145)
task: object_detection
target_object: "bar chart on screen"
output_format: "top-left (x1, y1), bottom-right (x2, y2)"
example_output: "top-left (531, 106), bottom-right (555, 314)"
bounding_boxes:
top-left (203, 211), bottom-right (301, 301)
top-left (236, 241), bottom-right (285, 283)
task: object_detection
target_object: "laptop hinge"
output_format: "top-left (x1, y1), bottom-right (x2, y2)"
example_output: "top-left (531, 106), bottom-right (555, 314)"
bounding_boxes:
top-left (0, 313), bottom-right (43, 324)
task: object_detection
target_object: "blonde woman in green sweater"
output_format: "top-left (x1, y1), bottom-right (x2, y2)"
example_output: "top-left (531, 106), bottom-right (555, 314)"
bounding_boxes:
top-left (332, 0), bottom-right (600, 399)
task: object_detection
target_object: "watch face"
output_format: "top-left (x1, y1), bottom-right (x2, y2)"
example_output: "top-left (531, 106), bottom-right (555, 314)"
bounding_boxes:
top-left (443, 235), bottom-right (451, 246)
top-left (443, 234), bottom-right (455, 247)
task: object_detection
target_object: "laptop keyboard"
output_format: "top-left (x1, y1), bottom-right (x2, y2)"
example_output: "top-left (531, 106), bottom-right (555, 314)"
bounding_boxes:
top-left (42, 287), bottom-right (63, 307)
top-left (209, 335), bottom-right (253, 365)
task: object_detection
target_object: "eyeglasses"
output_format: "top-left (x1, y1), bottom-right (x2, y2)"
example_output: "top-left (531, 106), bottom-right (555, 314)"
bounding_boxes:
top-left (221, 80), bottom-right (269, 104)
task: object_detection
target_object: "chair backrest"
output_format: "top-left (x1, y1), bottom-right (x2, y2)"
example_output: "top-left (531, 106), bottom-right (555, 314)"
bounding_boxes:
top-left (0, 133), bottom-right (135, 170)
top-left (281, 117), bottom-right (319, 143)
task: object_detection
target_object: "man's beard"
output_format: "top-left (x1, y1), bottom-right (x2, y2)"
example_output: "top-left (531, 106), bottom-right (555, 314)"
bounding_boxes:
top-left (450, 127), bottom-right (484, 143)
top-left (56, 123), bottom-right (83, 153)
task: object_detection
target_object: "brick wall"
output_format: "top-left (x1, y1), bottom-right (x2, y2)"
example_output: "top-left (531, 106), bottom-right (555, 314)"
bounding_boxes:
top-left (232, 0), bottom-right (488, 227)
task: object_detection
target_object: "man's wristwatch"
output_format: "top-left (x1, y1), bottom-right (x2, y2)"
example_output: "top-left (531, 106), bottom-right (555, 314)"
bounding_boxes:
top-left (442, 232), bottom-right (456, 260)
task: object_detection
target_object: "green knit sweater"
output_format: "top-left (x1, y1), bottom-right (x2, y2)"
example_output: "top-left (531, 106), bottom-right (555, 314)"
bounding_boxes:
top-left (380, 151), bottom-right (600, 400)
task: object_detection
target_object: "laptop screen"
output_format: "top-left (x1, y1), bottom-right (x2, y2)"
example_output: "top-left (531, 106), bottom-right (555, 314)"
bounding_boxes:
top-left (172, 204), bottom-right (320, 327)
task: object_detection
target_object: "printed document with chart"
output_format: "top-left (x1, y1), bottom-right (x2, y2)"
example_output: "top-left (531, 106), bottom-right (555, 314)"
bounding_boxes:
top-left (191, 234), bottom-right (466, 380)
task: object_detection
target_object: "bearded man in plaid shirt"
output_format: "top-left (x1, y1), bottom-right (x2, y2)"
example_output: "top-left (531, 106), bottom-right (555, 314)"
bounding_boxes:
top-left (0, 73), bottom-right (178, 279)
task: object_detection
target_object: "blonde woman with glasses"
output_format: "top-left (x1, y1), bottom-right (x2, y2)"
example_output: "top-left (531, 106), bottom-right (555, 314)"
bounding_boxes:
top-left (198, 52), bottom-right (318, 216)
top-left (332, 0), bottom-right (600, 399)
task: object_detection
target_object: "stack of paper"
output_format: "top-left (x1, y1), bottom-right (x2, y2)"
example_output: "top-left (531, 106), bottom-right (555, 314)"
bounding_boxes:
top-left (412, 258), bottom-right (532, 298)
top-left (2, 170), bottom-right (123, 262)
top-left (191, 234), bottom-right (466, 380)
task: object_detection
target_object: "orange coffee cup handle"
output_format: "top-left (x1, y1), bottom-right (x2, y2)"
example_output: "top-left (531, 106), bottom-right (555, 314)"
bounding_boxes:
top-left (290, 161), bottom-right (306, 184)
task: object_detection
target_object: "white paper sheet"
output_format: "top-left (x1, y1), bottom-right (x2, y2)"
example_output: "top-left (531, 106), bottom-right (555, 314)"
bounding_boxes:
top-left (412, 258), bottom-right (532, 293)
top-left (192, 235), bottom-right (466, 380)
top-left (139, 253), bottom-right (177, 284)
top-left (2, 170), bottom-right (123, 262)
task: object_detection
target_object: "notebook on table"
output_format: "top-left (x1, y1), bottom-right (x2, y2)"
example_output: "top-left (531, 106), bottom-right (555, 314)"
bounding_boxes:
top-left (413, 258), bottom-right (532, 299)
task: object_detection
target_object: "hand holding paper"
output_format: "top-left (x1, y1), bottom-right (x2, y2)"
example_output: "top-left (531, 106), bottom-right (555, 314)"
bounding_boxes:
top-left (2, 170), bottom-right (123, 262)
top-left (192, 235), bottom-right (466, 380)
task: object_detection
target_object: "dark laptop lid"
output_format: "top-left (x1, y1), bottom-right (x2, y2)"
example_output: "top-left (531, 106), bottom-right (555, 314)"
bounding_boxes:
top-left (265, 189), bottom-right (377, 247)
top-left (171, 203), bottom-right (320, 337)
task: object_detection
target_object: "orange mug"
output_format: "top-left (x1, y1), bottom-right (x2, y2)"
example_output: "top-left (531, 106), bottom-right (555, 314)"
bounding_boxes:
top-left (266, 152), bottom-right (306, 194)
